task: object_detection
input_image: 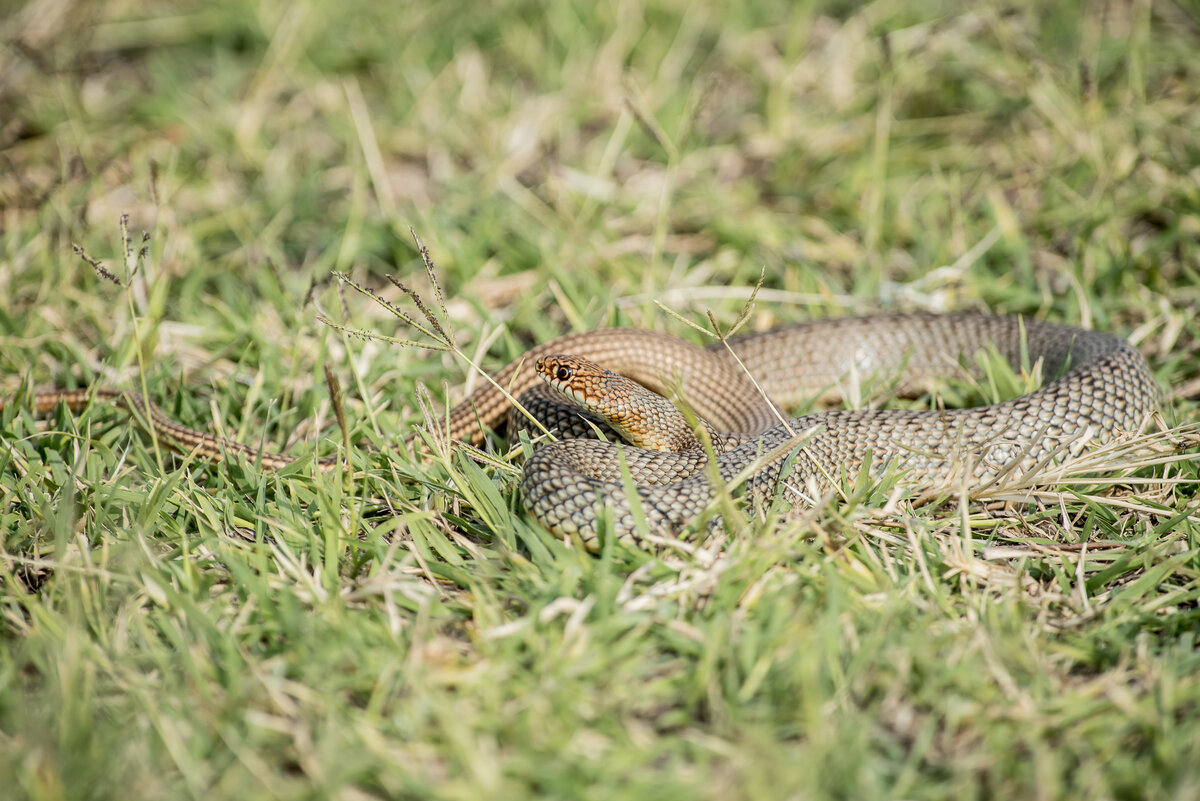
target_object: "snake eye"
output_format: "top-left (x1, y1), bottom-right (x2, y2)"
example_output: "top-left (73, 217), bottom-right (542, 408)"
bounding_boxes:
top-left (555, 365), bottom-right (572, 382)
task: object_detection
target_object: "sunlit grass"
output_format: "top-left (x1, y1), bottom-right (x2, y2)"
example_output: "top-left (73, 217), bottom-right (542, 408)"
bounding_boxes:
top-left (2, 0), bottom-right (1200, 799)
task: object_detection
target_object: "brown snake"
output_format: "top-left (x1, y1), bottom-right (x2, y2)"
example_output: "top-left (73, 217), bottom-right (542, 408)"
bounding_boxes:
top-left (9, 313), bottom-right (1159, 549)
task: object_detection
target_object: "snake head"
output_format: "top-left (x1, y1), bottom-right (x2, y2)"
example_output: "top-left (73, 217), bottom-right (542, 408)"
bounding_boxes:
top-left (535, 354), bottom-right (614, 413)
top-left (534, 354), bottom-right (712, 453)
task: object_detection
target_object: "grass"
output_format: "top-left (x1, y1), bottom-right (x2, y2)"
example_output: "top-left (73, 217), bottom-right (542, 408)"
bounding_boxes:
top-left (3, 0), bottom-right (1200, 798)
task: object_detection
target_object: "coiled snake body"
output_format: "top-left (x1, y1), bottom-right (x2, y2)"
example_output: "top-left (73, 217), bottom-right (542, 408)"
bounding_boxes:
top-left (15, 313), bottom-right (1159, 549)
top-left (456, 313), bottom-right (1159, 548)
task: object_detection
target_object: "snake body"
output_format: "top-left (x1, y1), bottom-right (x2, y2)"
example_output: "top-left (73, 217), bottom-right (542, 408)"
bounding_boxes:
top-left (21, 387), bottom-right (309, 470)
top-left (13, 313), bottom-right (1159, 550)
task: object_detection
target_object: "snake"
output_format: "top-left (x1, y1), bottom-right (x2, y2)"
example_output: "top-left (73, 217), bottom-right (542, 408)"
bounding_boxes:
top-left (501, 312), bottom-right (1160, 548)
top-left (8, 313), bottom-right (1159, 550)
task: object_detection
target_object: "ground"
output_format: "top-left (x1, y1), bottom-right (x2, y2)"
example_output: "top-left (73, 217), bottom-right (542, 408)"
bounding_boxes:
top-left (2, 1), bottom-right (1200, 799)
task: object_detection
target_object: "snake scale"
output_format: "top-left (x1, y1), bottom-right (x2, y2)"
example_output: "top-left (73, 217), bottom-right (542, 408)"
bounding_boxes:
top-left (11, 313), bottom-right (1159, 549)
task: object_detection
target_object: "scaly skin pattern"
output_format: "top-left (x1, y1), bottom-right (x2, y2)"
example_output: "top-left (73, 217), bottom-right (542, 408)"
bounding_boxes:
top-left (517, 313), bottom-right (1160, 550)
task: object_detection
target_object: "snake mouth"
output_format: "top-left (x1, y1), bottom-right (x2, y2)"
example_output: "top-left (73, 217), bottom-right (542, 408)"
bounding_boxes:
top-left (542, 374), bottom-right (594, 410)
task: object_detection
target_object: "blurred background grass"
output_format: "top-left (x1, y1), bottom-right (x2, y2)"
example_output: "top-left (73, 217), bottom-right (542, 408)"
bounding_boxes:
top-left (2, 0), bottom-right (1200, 799)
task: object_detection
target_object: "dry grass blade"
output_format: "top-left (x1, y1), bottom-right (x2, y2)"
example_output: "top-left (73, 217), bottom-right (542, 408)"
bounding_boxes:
top-left (315, 315), bottom-right (453, 351)
top-left (410, 228), bottom-right (454, 342)
top-left (330, 271), bottom-right (451, 348)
